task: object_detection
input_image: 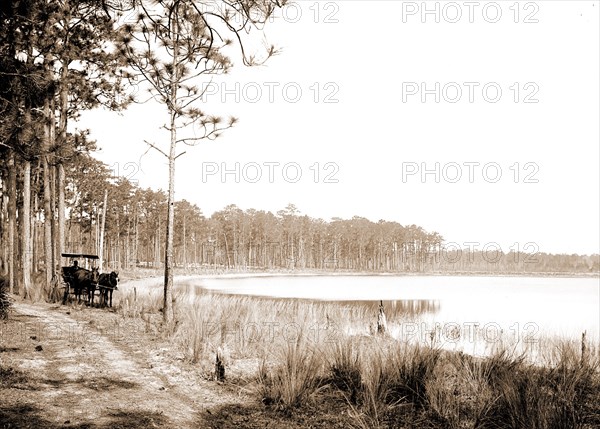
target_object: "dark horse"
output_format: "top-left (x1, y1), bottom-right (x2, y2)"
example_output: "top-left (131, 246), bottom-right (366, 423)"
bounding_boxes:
top-left (98, 271), bottom-right (119, 307)
top-left (71, 267), bottom-right (100, 305)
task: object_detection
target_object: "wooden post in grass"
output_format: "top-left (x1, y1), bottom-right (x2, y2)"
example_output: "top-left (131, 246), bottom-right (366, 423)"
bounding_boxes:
top-left (581, 330), bottom-right (587, 366)
top-left (215, 346), bottom-right (225, 381)
top-left (377, 300), bottom-right (387, 335)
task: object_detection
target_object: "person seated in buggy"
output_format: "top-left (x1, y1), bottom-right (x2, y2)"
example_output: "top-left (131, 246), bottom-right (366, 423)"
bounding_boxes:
top-left (63, 259), bottom-right (79, 279)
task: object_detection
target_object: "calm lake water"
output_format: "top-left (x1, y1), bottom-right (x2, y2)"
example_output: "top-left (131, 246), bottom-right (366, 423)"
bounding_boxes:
top-left (191, 275), bottom-right (600, 343)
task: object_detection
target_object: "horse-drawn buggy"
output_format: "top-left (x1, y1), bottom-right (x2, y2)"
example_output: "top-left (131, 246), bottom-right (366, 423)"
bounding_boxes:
top-left (60, 253), bottom-right (119, 307)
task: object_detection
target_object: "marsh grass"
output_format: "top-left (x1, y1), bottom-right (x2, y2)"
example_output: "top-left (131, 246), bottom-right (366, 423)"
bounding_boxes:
top-left (326, 337), bottom-right (444, 426)
top-left (257, 330), bottom-right (325, 412)
top-left (481, 341), bottom-right (600, 429)
top-left (328, 336), bottom-right (362, 404)
top-left (106, 280), bottom-right (599, 428)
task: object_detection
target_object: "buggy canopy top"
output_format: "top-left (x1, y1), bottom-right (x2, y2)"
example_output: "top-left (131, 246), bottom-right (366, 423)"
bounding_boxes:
top-left (61, 253), bottom-right (99, 260)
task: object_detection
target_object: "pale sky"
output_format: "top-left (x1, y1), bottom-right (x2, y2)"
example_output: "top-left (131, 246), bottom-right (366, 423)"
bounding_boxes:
top-left (76, 1), bottom-right (600, 255)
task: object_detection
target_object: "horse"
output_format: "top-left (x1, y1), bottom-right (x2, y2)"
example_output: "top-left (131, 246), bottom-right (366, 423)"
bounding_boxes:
top-left (98, 271), bottom-right (119, 308)
top-left (71, 267), bottom-right (100, 305)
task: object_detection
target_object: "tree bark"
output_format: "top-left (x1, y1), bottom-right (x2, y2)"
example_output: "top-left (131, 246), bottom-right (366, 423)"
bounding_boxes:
top-left (1, 188), bottom-right (7, 275)
top-left (163, 109), bottom-right (176, 324)
top-left (155, 216), bottom-right (161, 268)
top-left (115, 213), bottom-right (120, 270)
top-left (8, 152), bottom-right (17, 294)
top-left (56, 38), bottom-right (71, 269)
top-left (50, 163), bottom-right (57, 275)
top-left (43, 98), bottom-right (53, 289)
top-left (134, 209), bottom-right (139, 268)
top-left (162, 8), bottom-right (182, 324)
top-left (21, 160), bottom-right (32, 298)
top-left (126, 215), bottom-right (131, 269)
top-left (32, 189), bottom-right (39, 273)
top-left (98, 189), bottom-right (108, 271)
top-left (57, 163), bottom-right (65, 263)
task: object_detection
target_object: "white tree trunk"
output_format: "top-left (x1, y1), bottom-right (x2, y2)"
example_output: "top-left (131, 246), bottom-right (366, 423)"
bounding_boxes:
top-left (43, 98), bottom-right (53, 289)
top-left (163, 110), bottom-right (176, 324)
top-left (57, 64), bottom-right (68, 269)
top-left (98, 189), bottom-right (108, 271)
top-left (8, 152), bottom-right (17, 294)
top-left (21, 160), bottom-right (32, 298)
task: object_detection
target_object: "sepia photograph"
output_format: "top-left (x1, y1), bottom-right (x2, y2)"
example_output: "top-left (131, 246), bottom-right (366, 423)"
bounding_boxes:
top-left (1, 1), bottom-right (599, 427)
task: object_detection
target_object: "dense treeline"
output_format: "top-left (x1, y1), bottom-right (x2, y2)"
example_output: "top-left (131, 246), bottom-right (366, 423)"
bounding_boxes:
top-left (0, 1), bottom-right (597, 301)
top-left (3, 137), bottom-right (598, 294)
top-left (27, 150), bottom-right (600, 275)
top-left (0, 0), bottom-right (288, 323)
top-left (0, 0), bottom-right (132, 297)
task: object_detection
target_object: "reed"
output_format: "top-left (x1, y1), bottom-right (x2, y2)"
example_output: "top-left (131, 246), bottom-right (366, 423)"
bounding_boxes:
top-left (111, 281), bottom-right (599, 427)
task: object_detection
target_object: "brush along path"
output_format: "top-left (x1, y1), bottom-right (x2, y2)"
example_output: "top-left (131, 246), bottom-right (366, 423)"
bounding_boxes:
top-left (0, 299), bottom-right (243, 428)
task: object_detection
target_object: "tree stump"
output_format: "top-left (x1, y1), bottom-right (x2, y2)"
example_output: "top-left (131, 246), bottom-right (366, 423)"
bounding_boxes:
top-left (377, 300), bottom-right (387, 335)
top-left (215, 347), bottom-right (225, 381)
top-left (581, 330), bottom-right (588, 366)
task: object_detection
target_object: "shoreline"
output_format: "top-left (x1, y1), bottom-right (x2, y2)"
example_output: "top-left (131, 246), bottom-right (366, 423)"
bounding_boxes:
top-left (119, 268), bottom-right (600, 283)
top-left (115, 270), bottom-right (600, 297)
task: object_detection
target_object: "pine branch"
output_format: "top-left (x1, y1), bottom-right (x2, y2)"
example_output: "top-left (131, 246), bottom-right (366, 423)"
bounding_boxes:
top-left (143, 139), bottom-right (168, 158)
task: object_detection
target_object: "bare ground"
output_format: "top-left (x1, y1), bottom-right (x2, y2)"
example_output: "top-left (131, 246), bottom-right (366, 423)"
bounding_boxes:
top-left (0, 297), bottom-right (251, 429)
top-left (1, 296), bottom-right (354, 429)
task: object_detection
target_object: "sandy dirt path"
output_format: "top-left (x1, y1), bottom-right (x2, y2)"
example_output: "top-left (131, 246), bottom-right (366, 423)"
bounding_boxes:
top-left (0, 299), bottom-right (244, 428)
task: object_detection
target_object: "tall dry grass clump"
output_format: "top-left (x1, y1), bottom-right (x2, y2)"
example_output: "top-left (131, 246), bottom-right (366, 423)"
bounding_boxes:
top-left (257, 330), bottom-right (325, 412)
top-left (328, 336), bottom-right (362, 404)
top-left (353, 343), bottom-right (396, 428)
top-left (105, 279), bottom-right (599, 427)
top-left (324, 335), bottom-right (444, 427)
top-left (386, 342), bottom-right (442, 409)
top-left (0, 276), bottom-right (13, 319)
top-left (461, 341), bottom-right (600, 429)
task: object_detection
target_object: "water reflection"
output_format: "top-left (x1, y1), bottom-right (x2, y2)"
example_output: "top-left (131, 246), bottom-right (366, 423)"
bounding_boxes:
top-left (185, 274), bottom-right (599, 342)
top-left (331, 299), bottom-right (440, 319)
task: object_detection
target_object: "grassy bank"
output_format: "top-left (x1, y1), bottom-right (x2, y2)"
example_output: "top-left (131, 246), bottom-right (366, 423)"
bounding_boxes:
top-left (104, 280), bottom-right (600, 428)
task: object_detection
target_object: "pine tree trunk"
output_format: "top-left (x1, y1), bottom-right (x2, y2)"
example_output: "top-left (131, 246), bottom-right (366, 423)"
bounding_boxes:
top-left (50, 163), bottom-right (57, 275)
top-left (1, 188), bottom-right (7, 275)
top-left (163, 110), bottom-right (176, 324)
top-left (32, 191), bottom-right (39, 273)
top-left (99, 189), bottom-right (108, 271)
top-left (115, 214), bottom-right (120, 270)
top-left (57, 62), bottom-right (68, 268)
top-left (8, 152), bottom-right (17, 294)
top-left (43, 98), bottom-right (53, 289)
top-left (134, 210), bottom-right (139, 267)
top-left (21, 160), bottom-right (32, 298)
top-left (126, 216), bottom-right (131, 269)
top-left (155, 216), bottom-right (161, 268)
top-left (57, 163), bottom-right (65, 261)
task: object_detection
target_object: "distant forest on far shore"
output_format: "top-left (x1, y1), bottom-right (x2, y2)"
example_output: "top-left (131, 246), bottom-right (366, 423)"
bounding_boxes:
top-left (2, 144), bottom-right (598, 300)
top-left (28, 151), bottom-right (599, 276)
